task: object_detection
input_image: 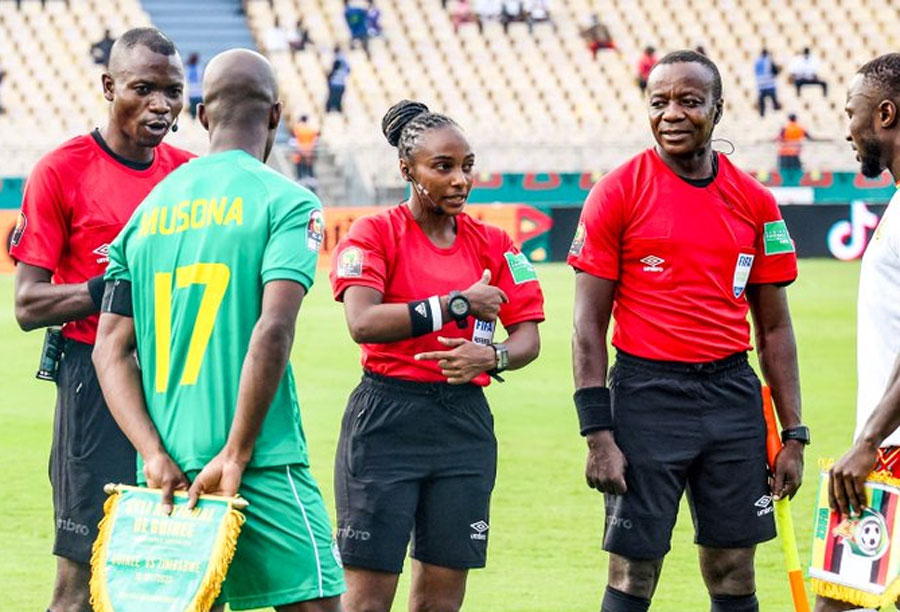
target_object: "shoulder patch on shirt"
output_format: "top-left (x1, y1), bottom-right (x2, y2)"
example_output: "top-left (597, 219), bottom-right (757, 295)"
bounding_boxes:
top-left (569, 221), bottom-right (586, 256)
top-left (763, 220), bottom-right (795, 255)
top-left (504, 251), bottom-right (537, 284)
top-left (11, 211), bottom-right (26, 247)
top-left (306, 209), bottom-right (325, 252)
top-left (337, 246), bottom-right (363, 278)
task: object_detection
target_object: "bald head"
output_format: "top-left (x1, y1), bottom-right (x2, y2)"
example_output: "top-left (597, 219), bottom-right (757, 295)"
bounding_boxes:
top-left (202, 49), bottom-right (279, 129)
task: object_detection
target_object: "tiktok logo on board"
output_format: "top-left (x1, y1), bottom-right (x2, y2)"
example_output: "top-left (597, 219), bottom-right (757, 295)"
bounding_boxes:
top-left (827, 201), bottom-right (881, 261)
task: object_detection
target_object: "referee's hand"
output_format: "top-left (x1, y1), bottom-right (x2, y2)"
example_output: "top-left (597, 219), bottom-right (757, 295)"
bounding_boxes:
top-left (143, 452), bottom-right (190, 516)
top-left (464, 269), bottom-right (508, 321)
top-left (585, 430), bottom-right (628, 495)
top-left (415, 336), bottom-right (496, 384)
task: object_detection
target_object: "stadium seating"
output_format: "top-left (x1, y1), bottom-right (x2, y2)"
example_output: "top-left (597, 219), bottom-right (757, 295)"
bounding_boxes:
top-left (0, 0), bottom-right (207, 175)
top-left (1, 0), bottom-right (898, 183)
top-left (242, 0), bottom-right (899, 185)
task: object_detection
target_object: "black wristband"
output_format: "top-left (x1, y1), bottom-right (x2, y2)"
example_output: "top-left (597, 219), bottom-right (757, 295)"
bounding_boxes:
top-left (101, 279), bottom-right (133, 317)
top-left (574, 386), bottom-right (613, 435)
top-left (408, 295), bottom-right (443, 337)
top-left (87, 275), bottom-right (105, 310)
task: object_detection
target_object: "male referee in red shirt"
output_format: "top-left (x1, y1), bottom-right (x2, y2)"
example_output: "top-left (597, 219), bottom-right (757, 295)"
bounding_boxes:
top-left (11, 28), bottom-right (192, 612)
top-left (569, 50), bottom-right (807, 612)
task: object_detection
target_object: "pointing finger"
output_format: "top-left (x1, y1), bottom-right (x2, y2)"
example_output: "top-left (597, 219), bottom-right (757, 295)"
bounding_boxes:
top-left (415, 350), bottom-right (453, 361)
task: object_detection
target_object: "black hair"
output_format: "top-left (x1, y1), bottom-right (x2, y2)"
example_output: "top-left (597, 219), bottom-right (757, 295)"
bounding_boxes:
top-left (381, 100), bottom-right (458, 159)
top-left (858, 53), bottom-right (900, 103)
top-left (654, 49), bottom-right (723, 102)
top-left (116, 27), bottom-right (177, 56)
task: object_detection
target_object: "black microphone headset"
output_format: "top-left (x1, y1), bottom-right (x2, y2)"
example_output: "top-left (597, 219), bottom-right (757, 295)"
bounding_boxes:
top-left (404, 168), bottom-right (444, 215)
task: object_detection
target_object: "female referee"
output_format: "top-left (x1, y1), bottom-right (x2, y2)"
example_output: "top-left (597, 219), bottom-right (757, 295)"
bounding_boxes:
top-left (329, 100), bottom-right (544, 612)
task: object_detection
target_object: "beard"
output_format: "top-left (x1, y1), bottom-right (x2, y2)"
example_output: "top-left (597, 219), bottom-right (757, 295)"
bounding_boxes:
top-left (858, 136), bottom-right (885, 178)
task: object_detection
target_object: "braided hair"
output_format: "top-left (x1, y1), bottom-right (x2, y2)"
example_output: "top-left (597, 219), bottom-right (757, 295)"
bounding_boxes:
top-left (382, 100), bottom-right (458, 160)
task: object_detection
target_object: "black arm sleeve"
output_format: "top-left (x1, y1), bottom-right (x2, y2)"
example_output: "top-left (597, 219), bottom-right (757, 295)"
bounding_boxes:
top-left (100, 280), bottom-right (133, 317)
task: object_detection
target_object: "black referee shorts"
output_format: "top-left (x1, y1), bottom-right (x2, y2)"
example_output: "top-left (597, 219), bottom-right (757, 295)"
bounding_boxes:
top-left (603, 350), bottom-right (776, 561)
top-left (50, 340), bottom-right (136, 563)
top-left (334, 371), bottom-right (497, 573)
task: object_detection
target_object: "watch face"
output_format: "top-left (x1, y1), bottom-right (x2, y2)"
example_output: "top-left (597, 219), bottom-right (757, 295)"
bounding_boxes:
top-left (449, 297), bottom-right (468, 317)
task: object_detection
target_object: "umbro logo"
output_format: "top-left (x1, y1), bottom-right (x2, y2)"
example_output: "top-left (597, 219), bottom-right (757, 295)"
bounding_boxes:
top-left (93, 243), bottom-right (110, 264)
top-left (415, 303), bottom-right (428, 318)
top-left (755, 495), bottom-right (774, 516)
top-left (640, 255), bottom-right (664, 272)
top-left (470, 521), bottom-right (489, 540)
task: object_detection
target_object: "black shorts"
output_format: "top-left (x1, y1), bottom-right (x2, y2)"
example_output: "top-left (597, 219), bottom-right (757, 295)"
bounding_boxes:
top-left (603, 351), bottom-right (776, 560)
top-left (334, 371), bottom-right (497, 573)
top-left (50, 340), bottom-right (136, 563)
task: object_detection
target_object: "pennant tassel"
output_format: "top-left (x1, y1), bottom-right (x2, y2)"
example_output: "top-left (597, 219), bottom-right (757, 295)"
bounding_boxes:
top-left (89, 491), bottom-right (122, 612)
top-left (184, 504), bottom-right (246, 612)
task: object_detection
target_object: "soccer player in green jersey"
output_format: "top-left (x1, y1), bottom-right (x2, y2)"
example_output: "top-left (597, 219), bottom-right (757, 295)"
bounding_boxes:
top-left (92, 49), bottom-right (344, 612)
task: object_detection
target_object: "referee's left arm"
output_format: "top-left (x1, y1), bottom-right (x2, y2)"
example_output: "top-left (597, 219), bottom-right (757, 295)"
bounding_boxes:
top-left (747, 282), bottom-right (803, 499)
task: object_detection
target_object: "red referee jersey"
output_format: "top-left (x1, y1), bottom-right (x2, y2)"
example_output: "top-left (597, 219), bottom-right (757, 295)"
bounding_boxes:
top-left (330, 205), bottom-right (545, 386)
top-left (568, 148), bottom-right (798, 362)
top-left (10, 132), bottom-right (194, 344)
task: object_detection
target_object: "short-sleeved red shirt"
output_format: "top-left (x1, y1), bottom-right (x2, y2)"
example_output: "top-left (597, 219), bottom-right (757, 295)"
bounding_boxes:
top-left (10, 132), bottom-right (194, 344)
top-left (330, 205), bottom-right (545, 385)
top-left (567, 148), bottom-right (798, 362)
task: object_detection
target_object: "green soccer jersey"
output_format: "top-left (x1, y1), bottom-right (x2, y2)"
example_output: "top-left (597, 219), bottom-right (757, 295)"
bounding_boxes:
top-left (105, 149), bottom-right (324, 474)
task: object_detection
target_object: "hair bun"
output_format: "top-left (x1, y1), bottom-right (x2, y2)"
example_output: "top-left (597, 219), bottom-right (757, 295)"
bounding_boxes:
top-left (382, 100), bottom-right (429, 147)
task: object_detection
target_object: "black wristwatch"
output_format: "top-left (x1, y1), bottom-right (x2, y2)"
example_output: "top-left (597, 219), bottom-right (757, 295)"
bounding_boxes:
top-left (781, 425), bottom-right (811, 446)
top-left (447, 290), bottom-right (470, 329)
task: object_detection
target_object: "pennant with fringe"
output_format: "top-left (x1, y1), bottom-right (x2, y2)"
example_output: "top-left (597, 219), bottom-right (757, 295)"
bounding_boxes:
top-left (90, 484), bottom-right (246, 612)
top-left (810, 461), bottom-right (900, 609)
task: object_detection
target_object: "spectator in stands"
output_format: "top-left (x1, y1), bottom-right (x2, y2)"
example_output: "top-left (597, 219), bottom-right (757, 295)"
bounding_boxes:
top-left (474, 0), bottom-right (501, 28)
top-left (500, 0), bottom-right (524, 34)
top-left (345, 0), bottom-right (369, 55)
top-left (581, 14), bottom-right (615, 59)
top-left (90, 29), bottom-right (116, 67)
top-left (754, 48), bottom-right (782, 117)
top-left (263, 16), bottom-right (289, 53)
top-left (525, 0), bottom-right (551, 33)
top-left (777, 113), bottom-right (819, 170)
top-left (326, 46), bottom-right (351, 114)
top-left (451, 0), bottom-right (480, 33)
top-left (366, 1), bottom-right (382, 37)
top-left (694, 45), bottom-right (707, 56)
top-left (288, 18), bottom-right (311, 53)
top-left (292, 114), bottom-right (319, 182)
top-left (186, 53), bottom-right (203, 119)
top-left (788, 47), bottom-right (828, 97)
top-left (636, 46), bottom-right (657, 94)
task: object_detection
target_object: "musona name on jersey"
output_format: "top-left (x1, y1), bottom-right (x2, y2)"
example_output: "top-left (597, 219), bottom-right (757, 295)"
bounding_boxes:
top-left (138, 196), bottom-right (244, 237)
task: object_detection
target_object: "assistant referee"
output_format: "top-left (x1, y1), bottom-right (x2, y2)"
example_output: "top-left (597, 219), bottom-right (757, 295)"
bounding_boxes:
top-left (330, 100), bottom-right (544, 612)
top-left (11, 28), bottom-right (191, 612)
top-left (569, 51), bottom-right (807, 612)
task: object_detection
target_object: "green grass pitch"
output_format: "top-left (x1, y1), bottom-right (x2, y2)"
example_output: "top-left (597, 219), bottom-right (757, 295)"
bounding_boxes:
top-left (0, 259), bottom-right (862, 610)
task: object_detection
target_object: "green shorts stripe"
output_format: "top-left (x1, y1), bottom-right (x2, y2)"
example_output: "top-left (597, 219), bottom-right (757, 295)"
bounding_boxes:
top-left (200, 464), bottom-right (344, 610)
top-left (286, 464), bottom-right (325, 599)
